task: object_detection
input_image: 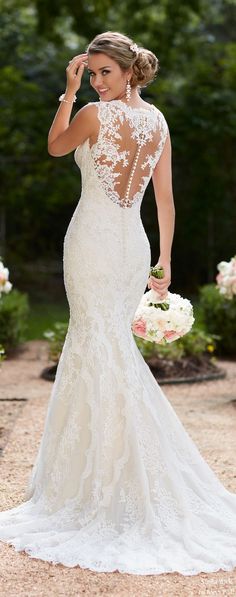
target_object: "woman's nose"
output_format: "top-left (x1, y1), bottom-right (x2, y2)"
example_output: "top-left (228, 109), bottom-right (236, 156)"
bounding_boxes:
top-left (93, 75), bottom-right (103, 87)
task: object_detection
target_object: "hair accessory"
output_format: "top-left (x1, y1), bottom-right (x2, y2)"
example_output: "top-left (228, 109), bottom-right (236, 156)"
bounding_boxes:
top-left (130, 43), bottom-right (140, 54)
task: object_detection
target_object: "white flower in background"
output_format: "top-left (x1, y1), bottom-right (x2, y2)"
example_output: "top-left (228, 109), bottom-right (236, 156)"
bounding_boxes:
top-left (216, 255), bottom-right (236, 300)
top-left (0, 344), bottom-right (5, 364)
top-left (0, 258), bottom-right (13, 297)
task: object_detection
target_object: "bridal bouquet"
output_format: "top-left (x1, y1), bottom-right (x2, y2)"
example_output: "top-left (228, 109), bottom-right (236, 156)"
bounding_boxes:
top-left (216, 256), bottom-right (236, 300)
top-left (131, 265), bottom-right (194, 344)
top-left (0, 258), bottom-right (12, 297)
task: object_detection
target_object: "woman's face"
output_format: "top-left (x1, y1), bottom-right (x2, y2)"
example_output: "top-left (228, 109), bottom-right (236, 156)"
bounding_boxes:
top-left (87, 53), bottom-right (132, 101)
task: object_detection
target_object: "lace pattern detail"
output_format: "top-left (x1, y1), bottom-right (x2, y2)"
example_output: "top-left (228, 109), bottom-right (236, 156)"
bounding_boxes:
top-left (1, 99), bottom-right (236, 576)
top-left (90, 100), bottom-right (168, 208)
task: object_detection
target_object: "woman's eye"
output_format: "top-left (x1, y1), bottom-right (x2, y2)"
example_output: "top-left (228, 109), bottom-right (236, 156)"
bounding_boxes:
top-left (88, 70), bottom-right (110, 76)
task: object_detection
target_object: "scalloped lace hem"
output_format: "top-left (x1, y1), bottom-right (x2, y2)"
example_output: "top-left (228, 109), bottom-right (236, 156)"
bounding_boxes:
top-left (1, 536), bottom-right (236, 576)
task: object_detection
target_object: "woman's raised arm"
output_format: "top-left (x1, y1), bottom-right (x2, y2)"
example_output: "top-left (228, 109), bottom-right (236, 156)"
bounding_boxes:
top-left (48, 53), bottom-right (97, 157)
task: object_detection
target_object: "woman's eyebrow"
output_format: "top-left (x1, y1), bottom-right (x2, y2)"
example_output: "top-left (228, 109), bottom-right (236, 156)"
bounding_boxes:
top-left (88, 66), bottom-right (111, 72)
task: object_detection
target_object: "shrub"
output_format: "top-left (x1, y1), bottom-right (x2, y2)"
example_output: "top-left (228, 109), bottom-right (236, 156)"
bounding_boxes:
top-left (0, 344), bottom-right (5, 364)
top-left (198, 284), bottom-right (236, 356)
top-left (135, 324), bottom-right (219, 362)
top-left (0, 289), bottom-right (29, 351)
top-left (44, 322), bottom-right (68, 362)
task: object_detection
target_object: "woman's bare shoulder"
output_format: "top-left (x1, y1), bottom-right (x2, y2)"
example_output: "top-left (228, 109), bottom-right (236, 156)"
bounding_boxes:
top-left (76, 101), bottom-right (99, 116)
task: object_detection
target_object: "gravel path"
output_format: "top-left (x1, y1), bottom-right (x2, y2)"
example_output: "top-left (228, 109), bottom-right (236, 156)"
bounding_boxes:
top-left (0, 341), bottom-right (236, 596)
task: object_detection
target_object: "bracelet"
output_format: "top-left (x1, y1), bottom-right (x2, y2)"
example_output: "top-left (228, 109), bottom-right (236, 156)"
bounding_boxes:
top-left (59, 93), bottom-right (77, 104)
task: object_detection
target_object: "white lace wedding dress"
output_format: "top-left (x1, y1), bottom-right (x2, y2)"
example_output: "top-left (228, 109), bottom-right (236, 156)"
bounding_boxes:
top-left (0, 99), bottom-right (236, 576)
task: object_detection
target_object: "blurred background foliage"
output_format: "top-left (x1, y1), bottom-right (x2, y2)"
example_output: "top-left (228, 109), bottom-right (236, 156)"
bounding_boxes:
top-left (0, 0), bottom-right (235, 311)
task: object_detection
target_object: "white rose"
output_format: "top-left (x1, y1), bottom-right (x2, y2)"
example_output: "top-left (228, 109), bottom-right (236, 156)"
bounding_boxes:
top-left (3, 281), bottom-right (12, 293)
top-left (217, 260), bottom-right (231, 274)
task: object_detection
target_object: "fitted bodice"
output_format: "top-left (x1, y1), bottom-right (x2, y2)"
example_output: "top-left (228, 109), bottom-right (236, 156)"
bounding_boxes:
top-left (74, 100), bottom-right (168, 209)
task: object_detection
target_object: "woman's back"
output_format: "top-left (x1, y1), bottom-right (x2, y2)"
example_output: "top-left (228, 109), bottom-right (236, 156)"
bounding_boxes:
top-left (75, 99), bottom-right (168, 209)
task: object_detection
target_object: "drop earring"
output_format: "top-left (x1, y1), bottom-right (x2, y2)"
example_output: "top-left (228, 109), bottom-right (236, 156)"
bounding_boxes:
top-left (126, 80), bottom-right (131, 102)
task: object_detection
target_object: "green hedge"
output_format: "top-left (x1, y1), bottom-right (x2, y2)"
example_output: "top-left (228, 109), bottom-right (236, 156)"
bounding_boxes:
top-left (198, 284), bottom-right (236, 356)
top-left (0, 289), bottom-right (29, 351)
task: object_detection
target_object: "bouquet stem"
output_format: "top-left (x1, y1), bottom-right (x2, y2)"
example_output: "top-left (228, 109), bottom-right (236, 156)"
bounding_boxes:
top-left (149, 265), bottom-right (169, 309)
top-left (149, 265), bottom-right (164, 279)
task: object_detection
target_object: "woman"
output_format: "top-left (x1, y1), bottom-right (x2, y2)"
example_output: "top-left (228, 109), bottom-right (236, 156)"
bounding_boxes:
top-left (0, 31), bottom-right (236, 576)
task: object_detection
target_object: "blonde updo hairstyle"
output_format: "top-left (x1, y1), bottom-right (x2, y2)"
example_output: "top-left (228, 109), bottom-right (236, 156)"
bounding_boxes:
top-left (86, 31), bottom-right (159, 88)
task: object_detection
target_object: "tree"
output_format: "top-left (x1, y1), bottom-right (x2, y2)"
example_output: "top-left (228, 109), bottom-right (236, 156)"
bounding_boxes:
top-left (1, 0), bottom-right (235, 293)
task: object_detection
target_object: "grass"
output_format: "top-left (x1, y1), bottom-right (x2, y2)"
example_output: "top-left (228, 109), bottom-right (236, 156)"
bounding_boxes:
top-left (25, 298), bottom-right (69, 340)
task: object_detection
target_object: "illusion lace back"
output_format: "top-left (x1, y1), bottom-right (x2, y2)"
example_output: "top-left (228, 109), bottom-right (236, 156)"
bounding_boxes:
top-left (90, 100), bottom-right (167, 208)
top-left (0, 99), bottom-right (236, 576)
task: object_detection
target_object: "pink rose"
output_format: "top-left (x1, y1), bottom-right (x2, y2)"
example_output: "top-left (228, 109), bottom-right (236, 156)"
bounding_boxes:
top-left (132, 318), bottom-right (147, 337)
top-left (216, 273), bottom-right (223, 284)
top-left (164, 330), bottom-right (180, 342)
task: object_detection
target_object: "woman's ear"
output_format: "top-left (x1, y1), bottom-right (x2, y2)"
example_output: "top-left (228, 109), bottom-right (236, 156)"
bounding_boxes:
top-left (126, 66), bottom-right (133, 78)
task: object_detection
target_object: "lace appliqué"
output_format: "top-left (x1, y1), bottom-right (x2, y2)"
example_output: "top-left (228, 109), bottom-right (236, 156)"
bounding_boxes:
top-left (90, 101), bottom-right (168, 209)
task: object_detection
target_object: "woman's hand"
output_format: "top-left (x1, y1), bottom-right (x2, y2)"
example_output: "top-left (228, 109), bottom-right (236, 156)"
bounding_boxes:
top-left (65, 53), bottom-right (88, 94)
top-left (147, 262), bottom-right (171, 299)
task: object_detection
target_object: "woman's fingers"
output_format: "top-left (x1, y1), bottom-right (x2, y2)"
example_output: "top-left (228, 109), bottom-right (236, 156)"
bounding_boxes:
top-left (150, 281), bottom-right (170, 290)
top-left (69, 53), bottom-right (88, 61)
top-left (66, 54), bottom-right (88, 89)
top-left (150, 275), bottom-right (170, 283)
top-left (148, 275), bottom-right (170, 297)
top-left (151, 276), bottom-right (170, 286)
top-left (67, 54), bottom-right (88, 67)
top-left (148, 263), bottom-right (171, 298)
top-left (66, 59), bottom-right (85, 73)
top-left (66, 54), bottom-right (88, 74)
